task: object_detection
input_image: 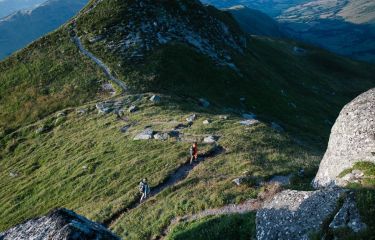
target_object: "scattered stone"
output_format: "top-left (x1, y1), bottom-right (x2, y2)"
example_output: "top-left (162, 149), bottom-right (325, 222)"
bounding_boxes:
top-left (199, 98), bottom-right (210, 108)
top-left (267, 174), bottom-right (292, 186)
top-left (219, 115), bottom-right (228, 120)
top-left (239, 119), bottom-right (260, 126)
top-left (76, 109), bottom-right (87, 115)
top-left (120, 125), bottom-right (131, 133)
top-left (56, 112), bottom-right (66, 118)
top-left (134, 128), bottom-right (154, 140)
top-left (96, 101), bottom-right (113, 114)
top-left (242, 113), bottom-right (256, 119)
top-left (150, 95), bottom-right (161, 103)
top-left (174, 123), bottom-right (189, 130)
top-left (232, 178), bottom-right (243, 186)
top-left (329, 192), bottom-right (367, 233)
top-left (154, 132), bottom-right (169, 141)
top-left (203, 119), bottom-right (211, 125)
top-left (256, 189), bottom-right (344, 240)
top-left (186, 114), bottom-right (197, 123)
top-left (271, 122), bottom-right (284, 132)
top-left (203, 135), bottom-right (218, 143)
top-left (35, 126), bottom-right (47, 134)
top-left (0, 208), bottom-right (120, 240)
top-left (313, 88), bottom-right (375, 188)
top-left (9, 172), bottom-right (18, 178)
top-left (82, 165), bottom-right (88, 170)
top-left (128, 105), bottom-right (138, 113)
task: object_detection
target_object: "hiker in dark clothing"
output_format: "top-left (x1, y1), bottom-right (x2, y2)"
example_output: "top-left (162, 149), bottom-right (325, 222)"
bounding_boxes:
top-left (189, 142), bottom-right (198, 164)
top-left (139, 178), bottom-right (150, 203)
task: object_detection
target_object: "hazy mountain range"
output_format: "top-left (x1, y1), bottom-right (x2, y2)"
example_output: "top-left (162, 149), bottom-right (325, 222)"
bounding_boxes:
top-left (0, 0), bottom-right (46, 18)
top-left (203, 0), bottom-right (375, 62)
top-left (0, 0), bottom-right (88, 60)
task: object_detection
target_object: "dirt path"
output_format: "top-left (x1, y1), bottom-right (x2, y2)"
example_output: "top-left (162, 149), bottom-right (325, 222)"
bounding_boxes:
top-left (70, 27), bottom-right (127, 92)
top-left (159, 199), bottom-right (261, 239)
top-left (102, 145), bottom-right (225, 227)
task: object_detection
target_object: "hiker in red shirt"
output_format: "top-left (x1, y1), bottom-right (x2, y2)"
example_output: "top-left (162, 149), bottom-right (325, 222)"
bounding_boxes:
top-left (189, 142), bottom-right (198, 164)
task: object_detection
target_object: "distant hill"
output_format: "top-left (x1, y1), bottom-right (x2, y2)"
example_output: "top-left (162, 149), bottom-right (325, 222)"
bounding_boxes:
top-left (278, 0), bottom-right (375, 62)
top-left (225, 5), bottom-right (284, 38)
top-left (204, 0), bottom-right (375, 62)
top-left (0, 0), bottom-right (46, 18)
top-left (0, 0), bottom-right (88, 60)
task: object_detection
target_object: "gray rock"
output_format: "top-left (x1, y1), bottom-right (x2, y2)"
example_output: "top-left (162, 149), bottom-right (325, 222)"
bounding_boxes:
top-left (329, 192), bottom-right (367, 233)
top-left (268, 174), bottom-right (292, 186)
top-left (9, 172), bottom-right (18, 178)
top-left (199, 98), bottom-right (210, 108)
top-left (239, 119), bottom-right (260, 126)
top-left (35, 126), bottom-right (47, 134)
top-left (128, 105), bottom-right (138, 113)
top-left (313, 88), bottom-right (375, 188)
top-left (96, 102), bottom-right (113, 114)
top-left (134, 128), bottom-right (154, 140)
top-left (256, 189), bottom-right (344, 240)
top-left (186, 114), bottom-right (197, 123)
top-left (232, 178), bottom-right (243, 186)
top-left (203, 135), bottom-right (218, 143)
top-left (0, 208), bottom-right (119, 240)
top-left (76, 109), bottom-right (87, 115)
top-left (56, 112), bottom-right (66, 118)
top-left (242, 113), bottom-right (256, 119)
top-left (120, 125), bottom-right (131, 133)
top-left (219, 115), bottom-right (228, 120)
top-left (203, 119), bottom-right (211, 125)
top-left (153, 132), bottom-right (169, 141)
top-left (150, 95), bottom-right (161, 103)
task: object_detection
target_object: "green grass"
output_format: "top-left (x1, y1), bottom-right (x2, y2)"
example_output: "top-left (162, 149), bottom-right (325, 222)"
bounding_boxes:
top-left (166, 213), bottom-right (256, 240)
top-left (339, 162), bottom-right (375, 187)
top-left (0, 28), bottom-right (110, 135)
top-left (0, 94), bottom-right (319, 238)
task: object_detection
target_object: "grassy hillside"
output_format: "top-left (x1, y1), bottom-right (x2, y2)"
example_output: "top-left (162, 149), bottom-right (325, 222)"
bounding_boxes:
top-left (0, 0), bottom-right (374, 239)
top-left (0, 28), bottom-right (110, 135)
top-left (0, 93), bottom-right (320, 239)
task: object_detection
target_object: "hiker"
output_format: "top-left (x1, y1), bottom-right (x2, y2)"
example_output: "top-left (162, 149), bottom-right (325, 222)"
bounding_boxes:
top-left (189, 142), bottom-right (198, 164)
top-left (139, 178), bottom-right (150, 203)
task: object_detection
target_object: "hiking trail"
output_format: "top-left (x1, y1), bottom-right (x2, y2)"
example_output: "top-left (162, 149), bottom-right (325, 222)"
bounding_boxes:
top-left (102, 145), bottom-right (225, 227)
top-left (70, 25), bottom-right (127, 92)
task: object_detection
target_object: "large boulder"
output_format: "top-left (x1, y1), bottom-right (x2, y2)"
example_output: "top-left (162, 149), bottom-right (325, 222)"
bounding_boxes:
top-left (256, 189), bottom-right (344, 240)
top-left (313, 88), bottom-right (375, 188)
top-left (0, 208), bottom-right (119, 240)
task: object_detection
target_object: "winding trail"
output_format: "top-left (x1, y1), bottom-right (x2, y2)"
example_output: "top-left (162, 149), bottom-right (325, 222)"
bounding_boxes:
top-left (159, 199), bottom-right (261, 239)
top-left (71, 27), bottom-right (127, 92)
top-left (102, 145), bottom-right (225, 228)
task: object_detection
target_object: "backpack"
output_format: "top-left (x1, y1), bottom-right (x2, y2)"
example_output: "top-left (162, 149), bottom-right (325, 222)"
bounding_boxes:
top-left (139, 181), bottom-right (145, 193)
top-left (189, 146), bottom-right (194, 156)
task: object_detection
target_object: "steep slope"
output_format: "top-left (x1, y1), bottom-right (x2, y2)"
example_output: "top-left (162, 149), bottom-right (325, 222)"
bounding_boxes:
top-left (0, 0), bottom-right (89, 60)
top-left (225, 5), bottom-right (284, 37)
top-left (0, 0), bottom-right (46, 18)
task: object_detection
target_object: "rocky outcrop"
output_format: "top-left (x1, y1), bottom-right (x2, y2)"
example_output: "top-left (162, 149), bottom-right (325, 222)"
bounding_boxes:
top-left (313, 88), bottom-right (375, 188)
top-left (82, 0), bottom-right (246, 67)
top-left (256, 189), bottom-right (344, 240)
top-left (0, 208), bottom-right (119, 240)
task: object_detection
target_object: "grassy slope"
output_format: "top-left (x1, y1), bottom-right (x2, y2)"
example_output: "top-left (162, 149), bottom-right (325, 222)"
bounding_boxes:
top-left (0, 94), bottom-right (319, 238)
top-left (0, 27), bottom-right (109, 135)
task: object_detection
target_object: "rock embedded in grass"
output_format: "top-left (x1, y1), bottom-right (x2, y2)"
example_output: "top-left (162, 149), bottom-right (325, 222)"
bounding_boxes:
top-left (240, 119), bottom-right (260, 126)
top-left (0, 208), bottom-right (120, 240)
top-left (128, 105), bottom-right (138, 113)
top-left (134, 128), bottom-right (154, 140)
top-left (150, 95), bottom-right (161, 103)
top-left (203, 135), bottom-right (219, 143)
top-left (186, 114), bottom-right (197, 123)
